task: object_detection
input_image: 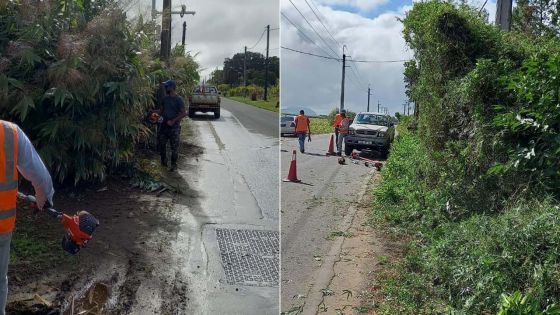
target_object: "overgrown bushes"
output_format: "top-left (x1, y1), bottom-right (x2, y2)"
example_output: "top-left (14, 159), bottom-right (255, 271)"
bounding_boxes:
top-left (0, 0), bottom-right (199, 184)
top-left (371, 1), bottom-right (560, 313)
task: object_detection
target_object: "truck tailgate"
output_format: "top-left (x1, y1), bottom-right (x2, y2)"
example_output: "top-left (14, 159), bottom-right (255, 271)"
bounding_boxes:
top-left (191, 94), bottom-right (219, 105)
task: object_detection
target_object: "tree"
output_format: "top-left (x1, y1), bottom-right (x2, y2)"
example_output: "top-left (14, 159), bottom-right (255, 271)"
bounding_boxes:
top-left (222, 51), bottom-right (279, 87)
top-left (512, 0), bottom-right (560, 37)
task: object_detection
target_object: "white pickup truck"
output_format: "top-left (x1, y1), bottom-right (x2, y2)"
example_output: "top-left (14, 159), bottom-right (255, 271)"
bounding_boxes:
top-left (188, 85), bottom-right (221, 119)
top-left (344, 112), bottom-right (395, 157)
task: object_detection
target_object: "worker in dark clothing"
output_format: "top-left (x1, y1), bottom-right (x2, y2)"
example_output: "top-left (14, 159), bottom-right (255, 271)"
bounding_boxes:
top-left (158, 80), bottom-right (187, 171)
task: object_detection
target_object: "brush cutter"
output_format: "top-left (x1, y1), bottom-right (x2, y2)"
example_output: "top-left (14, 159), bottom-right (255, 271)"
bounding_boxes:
top-left (16, 193), bottom-right (99, 255)
top-left (350, 150), bottom-right (384, 171)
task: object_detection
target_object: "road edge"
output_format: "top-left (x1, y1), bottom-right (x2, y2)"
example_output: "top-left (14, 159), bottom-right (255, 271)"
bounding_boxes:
top-left (301, 168), bottom-right (376, 315)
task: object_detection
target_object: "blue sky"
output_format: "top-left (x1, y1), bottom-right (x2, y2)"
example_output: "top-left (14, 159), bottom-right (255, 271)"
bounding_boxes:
top-left (329, 0), bottom-right (411, 18)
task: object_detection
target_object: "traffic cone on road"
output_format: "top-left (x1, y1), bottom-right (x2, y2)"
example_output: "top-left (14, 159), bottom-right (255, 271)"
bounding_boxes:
top-left (326, 135), bottom-right (336, 156)
top-left (283, 150), bottom-right (301, 182)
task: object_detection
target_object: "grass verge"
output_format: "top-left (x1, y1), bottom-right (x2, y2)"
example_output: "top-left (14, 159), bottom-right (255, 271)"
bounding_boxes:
top-left (228, 96), bottom-right (279, 112)
top-left (369, 119), bottom-right (560, 314)
top-left (310, 117), bottom-right (333, 134)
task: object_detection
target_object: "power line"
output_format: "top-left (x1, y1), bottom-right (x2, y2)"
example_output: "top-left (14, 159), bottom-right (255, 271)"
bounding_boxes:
top-left (303, 0), bottom-right (342, 50)
top-left (281, 12), bottom-right (338, 58)
top-left (248, 29), bottom-right (266, 50)
top-left (350, 58), bottom-right (410, 63)
top-left (281, 46), bottom-right (340, 61)
top-left (287, 0), bottom-right (340, 58)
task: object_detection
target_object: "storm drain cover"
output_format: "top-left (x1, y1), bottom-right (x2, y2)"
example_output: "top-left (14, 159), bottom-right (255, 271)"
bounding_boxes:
top-left (216, 228), bottom-right (279, 287)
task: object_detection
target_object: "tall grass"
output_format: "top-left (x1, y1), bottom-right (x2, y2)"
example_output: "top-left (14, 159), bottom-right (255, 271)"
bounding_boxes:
top-left (371, 121), bottom-right (560, 314)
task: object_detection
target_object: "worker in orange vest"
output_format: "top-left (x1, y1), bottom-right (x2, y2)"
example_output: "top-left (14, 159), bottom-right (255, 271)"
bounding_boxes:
top-left (294, 110), bottom-right (311, 153)
top-left (337, 112), bottom-right (351, 156)
top-left (332, 109), bottom-right (344, 143)
top-left (0, 120), bottom-right (54, 314)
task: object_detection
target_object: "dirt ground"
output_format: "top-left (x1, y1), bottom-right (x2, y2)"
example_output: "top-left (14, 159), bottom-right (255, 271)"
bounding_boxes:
top-left (7, 125), bottom-right (203, 315)
top-left (319, 175), bottom-right (400, 315)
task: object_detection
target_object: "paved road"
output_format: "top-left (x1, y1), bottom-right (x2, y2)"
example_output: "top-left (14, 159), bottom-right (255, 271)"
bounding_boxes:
top-left (176, 99), bottom-right (279, 314)
top-left (222, 98), bottom-right (278, 138)
top-left (121, 99), bottom-right (279, 314)
top-left (280, 134), bottom-right (374, 314)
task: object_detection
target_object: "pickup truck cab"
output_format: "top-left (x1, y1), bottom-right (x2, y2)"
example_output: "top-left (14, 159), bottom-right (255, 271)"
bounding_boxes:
top-left (188, 85), bottom-right (221, 119)
top-left (344, 112), bottom-right (395, 157)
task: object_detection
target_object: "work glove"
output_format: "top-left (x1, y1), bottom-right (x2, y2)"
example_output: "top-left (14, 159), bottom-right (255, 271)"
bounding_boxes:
top-left (308, 134), bottom-right (311, 142)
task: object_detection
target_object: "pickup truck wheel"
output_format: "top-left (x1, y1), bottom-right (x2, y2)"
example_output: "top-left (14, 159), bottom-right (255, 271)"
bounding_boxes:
top-left (344, 144), bottom-right (354, 156)
top-left (381, 147), bottom-right (389, 159)
top-left (214, 109), bottom-right (220, 119)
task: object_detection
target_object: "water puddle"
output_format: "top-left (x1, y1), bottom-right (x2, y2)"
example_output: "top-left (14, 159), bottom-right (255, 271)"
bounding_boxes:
top-left (61, 282), bottom-right (111, 315)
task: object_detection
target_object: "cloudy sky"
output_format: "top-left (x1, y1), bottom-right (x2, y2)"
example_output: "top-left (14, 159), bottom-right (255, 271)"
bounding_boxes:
top-left (128, 0), bottom-right (279, 80)
top-left (280, 0), bottom-right (497, 116)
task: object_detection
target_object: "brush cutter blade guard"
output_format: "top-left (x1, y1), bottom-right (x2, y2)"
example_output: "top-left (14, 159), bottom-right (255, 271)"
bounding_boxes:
top-left (61, 211), bottom-right (99, 255)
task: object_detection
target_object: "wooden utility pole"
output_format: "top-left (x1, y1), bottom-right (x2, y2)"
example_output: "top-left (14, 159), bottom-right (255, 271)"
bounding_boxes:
top-left (181, 21), bottom-right (186, 47)
top-left (367, 84), bottom-right (371, 112)
top-left (340, 45), bottom-right (347, 112)
top-left (495, 0), bottom-right (513, 31)
top-left (243, 46), bottom-right (247, 87)
top-left (160, 0), bottom-right (172, 60)
top-left (264, 25), bottom-right (270, 101)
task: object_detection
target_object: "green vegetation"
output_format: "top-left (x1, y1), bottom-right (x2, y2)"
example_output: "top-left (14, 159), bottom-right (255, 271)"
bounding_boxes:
top-left (0, 0), bottom-right (199, 184)
top-left (310, 117), bottom-right (332, 134)
top-left (228, 96), bottom-right (278, 112)
top-left (370, 1), bottom-right (560, 314)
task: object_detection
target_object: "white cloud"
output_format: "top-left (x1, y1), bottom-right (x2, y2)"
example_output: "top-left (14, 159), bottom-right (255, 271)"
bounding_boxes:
top-left (128, 0), bottom-right (279, 80)
top-left (281, 1), bottom-right (411, 115)
top-left (280, 0), bottom-right (501, 116)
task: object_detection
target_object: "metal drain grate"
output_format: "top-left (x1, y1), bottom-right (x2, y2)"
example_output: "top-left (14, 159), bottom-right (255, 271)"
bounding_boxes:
top-left (216, 228), bottom-right (279, 287)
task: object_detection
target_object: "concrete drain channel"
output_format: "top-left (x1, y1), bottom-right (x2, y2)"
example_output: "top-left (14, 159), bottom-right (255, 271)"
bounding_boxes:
top-left (216, 228), bottom-right (279, 287)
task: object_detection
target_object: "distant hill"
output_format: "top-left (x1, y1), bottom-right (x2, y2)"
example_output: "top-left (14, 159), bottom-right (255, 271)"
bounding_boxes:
top-left (281, 107), bottom-right (318, 116)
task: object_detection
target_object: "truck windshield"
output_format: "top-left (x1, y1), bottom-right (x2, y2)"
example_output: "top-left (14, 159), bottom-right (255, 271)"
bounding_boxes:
top-left (193, 86), bottom-right (218, 94)
top-left (354, 114), bottom-right (388, 126)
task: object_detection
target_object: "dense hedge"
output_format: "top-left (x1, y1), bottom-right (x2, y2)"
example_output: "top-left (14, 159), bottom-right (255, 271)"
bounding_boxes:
top-left (371, 1), bottom-right (560, 314)
top-left (0, 0), bottom-right (199, 184)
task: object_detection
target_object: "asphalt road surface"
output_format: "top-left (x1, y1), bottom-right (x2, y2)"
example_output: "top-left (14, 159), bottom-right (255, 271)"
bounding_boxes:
top-left (116, 98), bottom-right (279, 314)
top-left (175, 98), bottom-right (279, 314)
top-left (280, 134), bottom-right (374, 314)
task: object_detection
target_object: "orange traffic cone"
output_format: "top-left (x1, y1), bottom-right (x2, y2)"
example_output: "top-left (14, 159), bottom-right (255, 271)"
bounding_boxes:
top-left (283, 150), bottom-right (301, 182)
top-left (326, 135), bottom-right (336, 155)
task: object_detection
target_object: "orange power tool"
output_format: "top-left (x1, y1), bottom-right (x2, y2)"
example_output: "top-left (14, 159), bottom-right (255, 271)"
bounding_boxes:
top-left (17, 193), bottom-right (99, 255)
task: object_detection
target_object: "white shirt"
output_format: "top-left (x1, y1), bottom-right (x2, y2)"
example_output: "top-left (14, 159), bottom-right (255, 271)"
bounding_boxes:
top-left (16, 126), bottom-right (54, 209)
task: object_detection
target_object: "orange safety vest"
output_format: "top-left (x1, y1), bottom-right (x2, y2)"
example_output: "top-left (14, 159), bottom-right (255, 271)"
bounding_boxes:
top-left (333, 113), bottom-right (342, 128)
top-left (0, 121), bottom-right (18, 234)
top-left (338, 118), bottom-right (351, 135)
top-left (0, 120), bottom-right (18, 234)
top-left (295, 114), bottom-right (310, 133)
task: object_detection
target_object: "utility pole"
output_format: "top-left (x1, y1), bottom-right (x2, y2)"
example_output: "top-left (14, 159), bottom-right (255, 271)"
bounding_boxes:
top-left (407, 101), bottom-right (410, 116)
top-left (155, 2), bottom-right (195, 61)
top-left (340, 45), bottom-right (347, 112)
top-left (403, 102), bottom-right (407, 116)
top-left (160, 0), bottom-right (172, 60)
top-left (377, 100), bottom-right (380, 113)
top-left (243, 46), bottom-right (247, 87)
top-left (264, 25), bottom-right (270, 101)
top-left (181, 21), bottom-right (186, 47)
top-left (495, 0), bottom-right (513, 31)
top-left (367, 84), bottom-right (371, 112)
